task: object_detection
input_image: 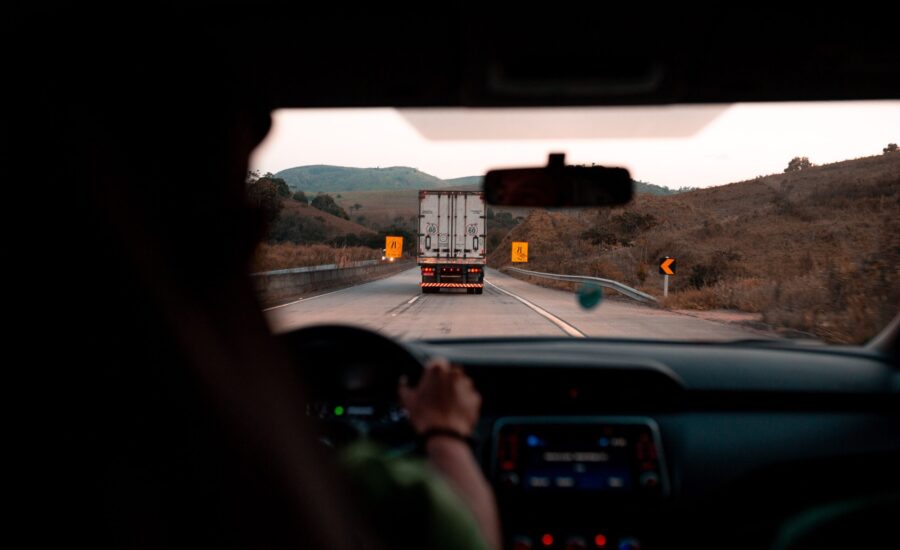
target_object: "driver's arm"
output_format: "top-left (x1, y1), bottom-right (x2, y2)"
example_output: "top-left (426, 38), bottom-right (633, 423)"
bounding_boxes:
top-left (399, 358), bottom-right (502, 550)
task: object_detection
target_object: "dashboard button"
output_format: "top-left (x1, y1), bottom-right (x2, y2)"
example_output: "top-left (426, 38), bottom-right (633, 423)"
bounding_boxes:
top-left (617, 537), bottom-right (641, 550)
top-left (564, 536), bottom-right (588, 550)
top-left (639, 471), bottom-right (659, 488)
top-left (511, 536), bottom-right (533, 550)
top-left (500, 472), bottom-right (520, 487)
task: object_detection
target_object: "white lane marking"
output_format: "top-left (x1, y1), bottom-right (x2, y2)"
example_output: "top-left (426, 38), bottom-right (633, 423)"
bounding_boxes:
top-left (485, 279), bottom-right (586, 338)
top-left (262, 286), bottom-right (355, 312)
top-left (393, 295), bottom-right (422, 316)
top-left (263, 298), bottom-right (304, 311)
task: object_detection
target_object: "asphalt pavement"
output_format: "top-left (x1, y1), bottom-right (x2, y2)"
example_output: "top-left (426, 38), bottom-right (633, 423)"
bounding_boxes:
top-left (265, 267), bottom-right (770, 341)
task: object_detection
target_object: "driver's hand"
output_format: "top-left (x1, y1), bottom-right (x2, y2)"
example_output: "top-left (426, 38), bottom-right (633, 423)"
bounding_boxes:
top-left (398, 357), bottom-right (481, 437)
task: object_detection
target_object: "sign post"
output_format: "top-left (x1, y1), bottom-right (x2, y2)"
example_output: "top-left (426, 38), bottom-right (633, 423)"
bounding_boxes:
top-left (658, 257), bottom-right (676, 297)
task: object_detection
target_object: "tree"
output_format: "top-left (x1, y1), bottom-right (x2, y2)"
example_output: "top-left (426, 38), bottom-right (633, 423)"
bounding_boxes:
top-left (390, 215), bottom-right (415, 230)
top-left (784, 156), bottom-right (813, 173)
top-left (349, 203), bottom-right (362, 212)
top-left (310, 193), bottom-right (350, 219)
top-left (268, 213), bottom-right (327, 244)
top-left (252, 173), bottom-right (290, 198)
top-left (292, 191), bottom-right (309, 204)
top-left (271, 178), bottom-right (292, 197)
top-left (246, 179), bottom-right (284, 225)
top-left (884, 143), bottom-right (898, 154)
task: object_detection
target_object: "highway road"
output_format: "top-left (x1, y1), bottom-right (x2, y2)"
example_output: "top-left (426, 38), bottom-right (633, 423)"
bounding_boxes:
top-left (265, 267), bottom-right (771, 341)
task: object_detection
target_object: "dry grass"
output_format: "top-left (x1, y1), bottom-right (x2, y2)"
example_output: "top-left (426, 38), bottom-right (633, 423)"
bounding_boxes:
top-left (279, 200), bottom-right (375, 237)
top-left (335, 189), bottom-right (420, 227)
top-left (335, 188), bottom-right (528, 228)
top-left (489, 154), bottom-right (900, 344)
top-left (251, 243), bottom-right (380, 273)
top-left (661, 277), bottom-right (775, 312)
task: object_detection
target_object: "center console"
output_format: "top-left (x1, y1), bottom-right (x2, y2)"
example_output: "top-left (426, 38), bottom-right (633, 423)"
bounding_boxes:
top-left (491, 417), bottom-right (668, 550)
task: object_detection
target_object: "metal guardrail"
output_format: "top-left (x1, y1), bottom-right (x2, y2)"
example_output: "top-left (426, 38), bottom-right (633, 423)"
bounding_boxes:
top-left (251, 259), bottom-right (381, 277)
top-left (252, 258), bottom-right (413, 307)
top-left (506, 267), bottom-right (659, 305)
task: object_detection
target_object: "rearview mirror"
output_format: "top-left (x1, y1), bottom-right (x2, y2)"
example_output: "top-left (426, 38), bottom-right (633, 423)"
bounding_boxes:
top-left (483, 153), bottom-right (633, 207)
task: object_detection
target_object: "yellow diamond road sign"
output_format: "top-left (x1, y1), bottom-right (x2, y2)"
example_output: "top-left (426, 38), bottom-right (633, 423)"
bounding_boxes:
top-left (385, 236), bottom-right (403, 258)
top-left (512, 242), bottom-right (528, 263)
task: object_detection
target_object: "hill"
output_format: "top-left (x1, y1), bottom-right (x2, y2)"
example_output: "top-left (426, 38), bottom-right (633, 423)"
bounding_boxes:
top-left (444, 175), bottom-right (483, 187)
top-left (334, 177), bottom-right (679, 229)
top-left (335, 189), bottom-right (420, 228)
top-left (488, 154), bottom-right (900, 344)
top-left (634, 180), bottom-right (688, 195)
top-left (282, 199), bottom-right (374, 236)
top-left (268, 199), bottom-right (375, 243)
top-left (274, 164), bottom-right (684, 196)
top-left (275, 165), bottom-right (449, 192)
top-left (252, 198), bottom-right (382, 272)
top-left (335, 188), bottom-right (528, 230)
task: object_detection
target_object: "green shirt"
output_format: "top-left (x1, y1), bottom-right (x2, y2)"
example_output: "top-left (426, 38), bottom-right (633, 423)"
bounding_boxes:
top-left (340, 442), bottom-right (491, 550)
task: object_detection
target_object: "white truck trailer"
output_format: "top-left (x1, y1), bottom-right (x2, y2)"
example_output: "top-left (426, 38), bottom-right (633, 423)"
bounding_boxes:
top-left (417, 190), bottom-right (486, 294)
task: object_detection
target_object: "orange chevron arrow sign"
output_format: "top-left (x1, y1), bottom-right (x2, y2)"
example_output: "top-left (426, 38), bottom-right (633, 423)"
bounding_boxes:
top-left (659, 257), bottom-right (676, 276)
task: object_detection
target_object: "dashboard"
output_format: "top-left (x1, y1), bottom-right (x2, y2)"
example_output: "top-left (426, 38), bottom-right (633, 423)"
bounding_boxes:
top-left (287, 328), bottom-right (900, 550)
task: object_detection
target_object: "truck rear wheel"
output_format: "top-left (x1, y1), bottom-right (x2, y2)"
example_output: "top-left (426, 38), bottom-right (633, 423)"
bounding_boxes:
top-left (475, 287), bottom-right (483, 295)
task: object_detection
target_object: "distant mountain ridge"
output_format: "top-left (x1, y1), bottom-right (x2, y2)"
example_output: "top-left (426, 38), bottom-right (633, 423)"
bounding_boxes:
top-left (275, 165), bottom-right (684, 194)
top-left (275, 165), bottom-right (449, 192)
top-left (633, 180), bottom-right (687, 195)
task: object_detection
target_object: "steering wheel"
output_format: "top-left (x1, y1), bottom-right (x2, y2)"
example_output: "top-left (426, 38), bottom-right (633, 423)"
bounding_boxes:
top-left (277, 324), bottom-right (424, 448)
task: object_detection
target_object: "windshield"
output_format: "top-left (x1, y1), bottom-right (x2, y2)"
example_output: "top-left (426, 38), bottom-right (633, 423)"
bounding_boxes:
top-left (251, 103), bottom-right (900, 345)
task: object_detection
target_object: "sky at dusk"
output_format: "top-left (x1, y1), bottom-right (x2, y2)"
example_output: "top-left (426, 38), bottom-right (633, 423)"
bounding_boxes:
top-left (251, 101), bottom-right (899, 189)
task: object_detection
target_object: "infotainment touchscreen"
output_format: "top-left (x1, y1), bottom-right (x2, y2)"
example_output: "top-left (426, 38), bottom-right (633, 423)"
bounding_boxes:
top-left (492, 417), bottom-right (668, 495)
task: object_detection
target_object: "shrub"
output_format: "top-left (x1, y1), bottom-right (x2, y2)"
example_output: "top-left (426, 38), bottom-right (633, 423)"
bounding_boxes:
top-left (311, 193), bottom-right (350, 219)
top-left (267, 213), bottom-right (327, 244)
top-left (246, 179), bottom-right (284, 224)
top-left (784, 156), bottom-right (813, 172)
top-left (252, 243), bottom-right (379, 272)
